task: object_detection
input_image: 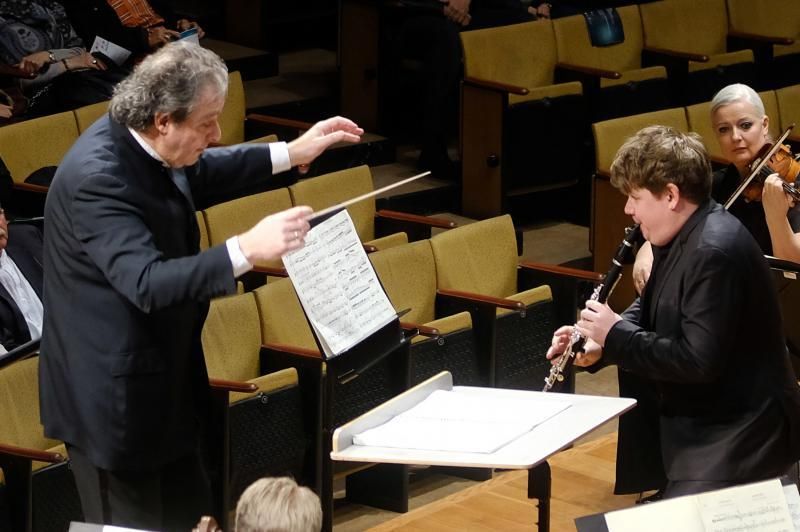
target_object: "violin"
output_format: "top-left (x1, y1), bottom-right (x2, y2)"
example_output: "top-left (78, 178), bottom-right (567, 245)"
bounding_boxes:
top-left (724, 125), bottom-right (800, 208)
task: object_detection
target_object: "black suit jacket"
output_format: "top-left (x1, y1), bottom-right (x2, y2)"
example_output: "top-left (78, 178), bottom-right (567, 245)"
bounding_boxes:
top-left (605, 200), bottom-right (800, 482)
top-left (39, 115), bottom-right (275, 471)
top-left (0, 224), bottom-right (43, 350)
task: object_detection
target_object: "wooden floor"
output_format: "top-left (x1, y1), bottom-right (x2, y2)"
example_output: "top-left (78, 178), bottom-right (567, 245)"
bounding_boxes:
top-left (367, 432), bottom-right (639, 532)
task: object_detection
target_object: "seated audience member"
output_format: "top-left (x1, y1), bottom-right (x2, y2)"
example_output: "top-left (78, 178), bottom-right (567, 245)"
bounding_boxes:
top-left (236, 477), bottom-right (322, 532)
top-left (0, 0), bottom-right (126, 117)
top-left (64, 0), bottom-right (205, 62)
top-left (0, 201), bottom-right (43, 353)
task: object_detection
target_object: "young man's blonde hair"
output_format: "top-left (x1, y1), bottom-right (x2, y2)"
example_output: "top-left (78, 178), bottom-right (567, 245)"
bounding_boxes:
top-left (610, 125), bottom-right (712, 204)
top-left (235, 477), bottom-right (322, 532)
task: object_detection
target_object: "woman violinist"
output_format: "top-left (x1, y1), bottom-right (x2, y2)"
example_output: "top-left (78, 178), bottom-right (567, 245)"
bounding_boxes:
top-left (634, 83), bottom-right (800, 292)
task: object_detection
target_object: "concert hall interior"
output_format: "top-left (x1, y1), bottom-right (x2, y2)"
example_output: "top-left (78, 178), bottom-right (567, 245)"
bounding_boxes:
top-left (0, 0), bottom-right (800, 531)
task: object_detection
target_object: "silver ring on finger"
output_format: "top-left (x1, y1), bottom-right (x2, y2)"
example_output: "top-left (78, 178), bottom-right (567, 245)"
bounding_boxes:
top-left (92, 59), bottom-right (98, 65)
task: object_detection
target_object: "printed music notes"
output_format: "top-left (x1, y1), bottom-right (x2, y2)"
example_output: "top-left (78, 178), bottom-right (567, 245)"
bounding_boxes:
top-left (605, 478), bottom-right (797, 532)
top-left (282, 210), bottom-right (396, 358)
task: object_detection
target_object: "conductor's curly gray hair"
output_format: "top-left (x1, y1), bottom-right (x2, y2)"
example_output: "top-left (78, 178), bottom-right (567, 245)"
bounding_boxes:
top-left (109, 41), bottom-right (228, 131)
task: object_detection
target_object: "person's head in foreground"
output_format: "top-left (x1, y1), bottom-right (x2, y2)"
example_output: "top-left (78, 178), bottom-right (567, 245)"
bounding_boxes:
top-left (235, 477), bottom-right (322, 532)
top-left (610, 125), bottom-right (712, 246)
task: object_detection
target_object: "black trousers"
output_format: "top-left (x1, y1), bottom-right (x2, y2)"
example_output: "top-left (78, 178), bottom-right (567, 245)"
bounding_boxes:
top-left (67, 444), bottom-right (212, 532)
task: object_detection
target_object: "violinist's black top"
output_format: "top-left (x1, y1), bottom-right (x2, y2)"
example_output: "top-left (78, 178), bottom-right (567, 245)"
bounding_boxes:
top-left (712, 164), bottom-right (800, 255)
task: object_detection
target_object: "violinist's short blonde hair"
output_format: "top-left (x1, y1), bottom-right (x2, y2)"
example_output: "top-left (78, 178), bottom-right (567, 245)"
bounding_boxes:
top-left (235, 477), bottom-right (321, 532)
top-left (610, 125), bottom-right (712, 204)
top-left (711, 83), bottom-right (765, 117)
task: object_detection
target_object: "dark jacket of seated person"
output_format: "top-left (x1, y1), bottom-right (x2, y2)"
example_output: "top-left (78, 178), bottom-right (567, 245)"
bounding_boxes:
top-left (0, 212), bottom-right (43, 353)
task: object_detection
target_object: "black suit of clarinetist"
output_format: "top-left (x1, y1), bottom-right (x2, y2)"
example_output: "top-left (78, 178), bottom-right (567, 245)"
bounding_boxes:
top-left (604, 200), bottom-right (800, 497)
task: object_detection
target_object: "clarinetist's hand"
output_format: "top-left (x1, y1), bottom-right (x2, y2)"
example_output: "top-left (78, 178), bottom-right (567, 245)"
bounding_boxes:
top-left (546, 326), bottom-right (604, 367)
top-left (576, 300), bottom-right (621, 349)
top-left (546, 325), bottom-right (574, 362)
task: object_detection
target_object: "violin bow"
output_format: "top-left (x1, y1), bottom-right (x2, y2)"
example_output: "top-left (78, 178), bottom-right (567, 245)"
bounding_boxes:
top-left (724, 124), bottom-right (795, 209)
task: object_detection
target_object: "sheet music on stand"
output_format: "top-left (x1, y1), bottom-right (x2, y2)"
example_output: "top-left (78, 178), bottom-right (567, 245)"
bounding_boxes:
top-left (282, 209), bottom-right (397, 359)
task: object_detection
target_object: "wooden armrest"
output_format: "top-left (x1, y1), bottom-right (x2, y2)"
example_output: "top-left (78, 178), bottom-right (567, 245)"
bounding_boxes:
top-left (262, 342), bottom-right (322, 360)
top-left (728, 30), bottom-right (794, 46)
top-left (0, 338), bottom-right (39, 370)
top-left (463, 76), bottom-right (529, 96)
top-left (251, 265), bottom-right (288, 277)
top-left (595, 169), bottom-right (611, 179)
top-left (12, 182), bottom-right (49, 194)
top-left (519, 261), bottom-right (603, 283)
top-left (557, 62), bottom-right (621, 80)
top-left (0, 442), bottom-right (64, 463)
top-left (363, 244), bottom-right (378, 253)
top-left (643, 46), bottom-right (708, 62)
top-left (400, 321), bottom-right (439, 338)
top-left (246, 113), bottom-right (314, 131)
top-left (209, 378), bottom-right (258, 393)
top-left (437, 288), bottom-right (524, 311)
top-left (376, 210), bottom-right (457, 229)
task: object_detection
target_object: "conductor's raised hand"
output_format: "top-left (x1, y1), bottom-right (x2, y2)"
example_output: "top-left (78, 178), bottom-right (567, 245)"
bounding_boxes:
top-left (287, 116), bottom-right (363, 168)
top-left (238, 206), bottom-right (313, 263)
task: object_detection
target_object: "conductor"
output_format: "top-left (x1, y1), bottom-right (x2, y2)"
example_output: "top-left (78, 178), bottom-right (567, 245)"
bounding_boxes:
top-left (38, 41), bottom-right (363, 530)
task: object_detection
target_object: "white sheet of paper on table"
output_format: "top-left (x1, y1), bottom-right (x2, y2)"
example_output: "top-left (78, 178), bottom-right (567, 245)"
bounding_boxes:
top-left (353, 389), bottom-right (571, 454)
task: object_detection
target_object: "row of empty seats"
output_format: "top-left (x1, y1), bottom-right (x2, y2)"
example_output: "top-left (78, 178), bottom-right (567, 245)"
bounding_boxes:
top-left (459, 0), bottom-right (799, 220)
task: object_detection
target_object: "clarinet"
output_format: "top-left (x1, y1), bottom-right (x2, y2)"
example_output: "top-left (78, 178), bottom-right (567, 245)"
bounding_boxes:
top-left (542, 224), bottom-right (642, 392)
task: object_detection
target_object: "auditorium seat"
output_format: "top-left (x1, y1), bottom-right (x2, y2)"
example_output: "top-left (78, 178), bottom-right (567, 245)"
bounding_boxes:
top-left (776, 85), bottom-right (800, 149)
top-left (369, 240), bottom-right (482, 387)
top-left (429, 215), bottom-right (601, 392)
top-left (197, 211), bottom-right (210, 251)
top-left (255, 278), bottom-right (410, 529)
top-left (0, 110), bottom-right (79, 216)
top-left (73, 100), bottom-right (110, 133)
top-left (288, 164), bottom-right (456, 250)
top-left (591, 107), bottom-right (690, 308)
top-left (553, 5), bottom-right (670, 122)
top-left (0, 356), bottom-right (83, 532)
top-left (201, 188), bottom-right (294, 286)
top-left (201, 292), bottom-right (308, 527)
top-left (459, 20), bottom-right (589, 220)
top-left (686, 90), bottom-right (780, 165)
top-left (726, 0), bottom-right (800, 89)
top-left (639, 0), bottom-right (756, 104)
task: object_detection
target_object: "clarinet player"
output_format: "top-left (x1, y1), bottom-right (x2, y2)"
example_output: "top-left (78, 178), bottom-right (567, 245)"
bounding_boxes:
top-left (546, 125), bottom-right (800, 498)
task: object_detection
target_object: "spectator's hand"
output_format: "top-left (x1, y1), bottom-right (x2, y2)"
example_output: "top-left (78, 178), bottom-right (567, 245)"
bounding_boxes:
top-left (64, 51), bottom-right (107, 71)
top-left (16, 51), bottom-right (51, 77)
top-left (576, 300), bottom-right (621, 349)
top-left (440, 0), bottom-right (471, 26)
top-left (238, 206), bottom-right (313, 263)
top-left (176, 19), bottom-right (206, 39)
top-left (287, 116), bottom-right (363, 168)
top-left (532, 2), bottom-right (551, 19)
top-left (147, 25), bottom-right (181, 48)
top-left (0, 104), bottom-right (12, 119)
top-left (632, 241), bottom-right (653, 295)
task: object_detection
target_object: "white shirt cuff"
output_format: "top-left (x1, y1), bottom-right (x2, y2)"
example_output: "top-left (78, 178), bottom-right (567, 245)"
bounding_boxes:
top-left (226, 236), bottom-right (253, 278)
top-left (269, 141), bottom-right (291, 174)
